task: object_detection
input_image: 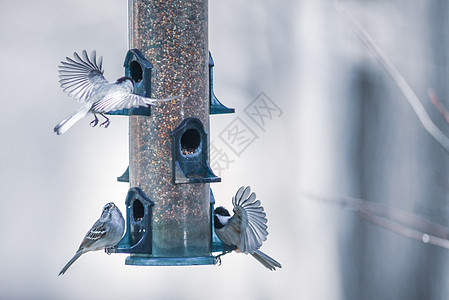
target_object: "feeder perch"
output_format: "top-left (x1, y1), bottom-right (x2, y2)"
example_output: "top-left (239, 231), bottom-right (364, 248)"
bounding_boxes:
top-left (117, 167), bottom-right (129, 183)
top-left (209, 52), bottom-right (234, 115)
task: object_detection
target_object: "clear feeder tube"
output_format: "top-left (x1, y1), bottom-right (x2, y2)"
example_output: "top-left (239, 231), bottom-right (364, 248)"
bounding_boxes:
top-left (128, 0), bottom-right (211, 260)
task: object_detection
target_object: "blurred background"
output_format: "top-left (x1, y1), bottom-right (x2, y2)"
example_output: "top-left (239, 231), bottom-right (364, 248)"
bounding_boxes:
top-left (1, 0), bottom-right (449, 299)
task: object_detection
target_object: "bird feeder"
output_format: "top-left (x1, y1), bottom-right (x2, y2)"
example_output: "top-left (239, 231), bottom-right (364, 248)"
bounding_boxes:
top-left (109, 0), bottom-right (234, 266)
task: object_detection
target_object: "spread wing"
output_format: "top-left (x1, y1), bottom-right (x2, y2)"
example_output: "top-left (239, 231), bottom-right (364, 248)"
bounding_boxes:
top-left (231, 186), bottom-right (269, 254)
top-left (78, 219), bottom-right (107, 251)
top-left (58, 50), bottom-right (109, 103)
top-left (92, 93), bottom-right (177, 113)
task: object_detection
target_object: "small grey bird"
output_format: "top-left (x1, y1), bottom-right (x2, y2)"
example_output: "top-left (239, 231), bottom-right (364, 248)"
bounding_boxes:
top-left (214, 186), bottom-right (282, 270)
top-left (54, 50), bottom-right (177, 135)
top-left (59, 202), bottom-right (125, 275)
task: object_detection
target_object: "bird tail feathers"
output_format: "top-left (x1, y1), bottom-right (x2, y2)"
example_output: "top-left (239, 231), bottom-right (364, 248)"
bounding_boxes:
top-left (54, 105), bottom-right (90, 135)
top-left (59, 251), bottom-right (83, 275)
top-left (251, 249), bottom-right (282, 271)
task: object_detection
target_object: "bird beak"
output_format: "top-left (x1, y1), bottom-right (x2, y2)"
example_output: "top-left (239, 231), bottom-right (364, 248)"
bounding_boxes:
top-left (104, 203), bottom-right (114, 211)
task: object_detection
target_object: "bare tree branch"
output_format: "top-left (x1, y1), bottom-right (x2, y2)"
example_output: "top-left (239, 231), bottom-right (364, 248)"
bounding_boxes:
top-left (358, 210), bottom-right (449, 249)
top-left (335, 0), bottom-right (449, 155)
top-left (303, 191), bottom-right (449, 249)
top-left (428, 89), bottom-right (449, 125)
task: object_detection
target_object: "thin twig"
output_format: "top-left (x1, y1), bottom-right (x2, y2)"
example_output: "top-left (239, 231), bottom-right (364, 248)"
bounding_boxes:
top-left (303, 191), bottom-right (449, 248)
top-left (428, 89), bottom-right (449, 124)
top-left (358, 210), bottom-right (449, 249)
top-left (335, 0), bottom-right (449, 155)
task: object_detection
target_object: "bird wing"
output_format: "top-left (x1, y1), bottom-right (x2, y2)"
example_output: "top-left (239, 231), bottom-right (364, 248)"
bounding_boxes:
top-left (231, 186), bottom-right (269, 254)
top-left (91, 91), bottom-right (175, 113)
top-left (58, 50), bottom-right (108, 103)
top-left (78, 219), bottom-right (107, 251)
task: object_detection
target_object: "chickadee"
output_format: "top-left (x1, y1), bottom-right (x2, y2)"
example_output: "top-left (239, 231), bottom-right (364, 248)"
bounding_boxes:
top-left (54, 50), bottom-right (177, 135)
top-left (59, 202), bottom-right (125, 275)
top-left (214, 186), bottom-right (282, 270)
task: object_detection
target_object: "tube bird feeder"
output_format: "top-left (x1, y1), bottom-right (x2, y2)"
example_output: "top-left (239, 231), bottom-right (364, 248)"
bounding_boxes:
top-left (111, 0), bottom-right (234, 266)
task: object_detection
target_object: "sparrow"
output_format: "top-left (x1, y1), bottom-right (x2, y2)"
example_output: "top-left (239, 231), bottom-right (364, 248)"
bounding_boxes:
top-left (54, 50), bottom-right (177, 135)
top-left (59, 202), bottom-right (125, 275)
top-left (214, 186), bottom-right (282, 270)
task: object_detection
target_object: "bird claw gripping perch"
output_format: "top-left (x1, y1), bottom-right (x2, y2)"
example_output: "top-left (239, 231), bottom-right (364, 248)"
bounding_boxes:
top-left (214, 250), bottom-right (232, 266)
top-left (105, 246), bottom-right (117, 255)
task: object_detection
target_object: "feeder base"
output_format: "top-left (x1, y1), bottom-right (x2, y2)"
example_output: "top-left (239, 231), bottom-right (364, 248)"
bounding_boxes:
top-left (125, 255), bottom-right (216, 266)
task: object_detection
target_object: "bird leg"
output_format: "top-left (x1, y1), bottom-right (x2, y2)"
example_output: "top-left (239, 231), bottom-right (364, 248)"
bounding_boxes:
top-left (214, 250), bottom-right (232, 266)
top-left (90, 114), bottom-right (99, 127)
top-left (105, 246), bottom-right (117, 255)
top-left (99, 113), bottom-right (110, 128)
